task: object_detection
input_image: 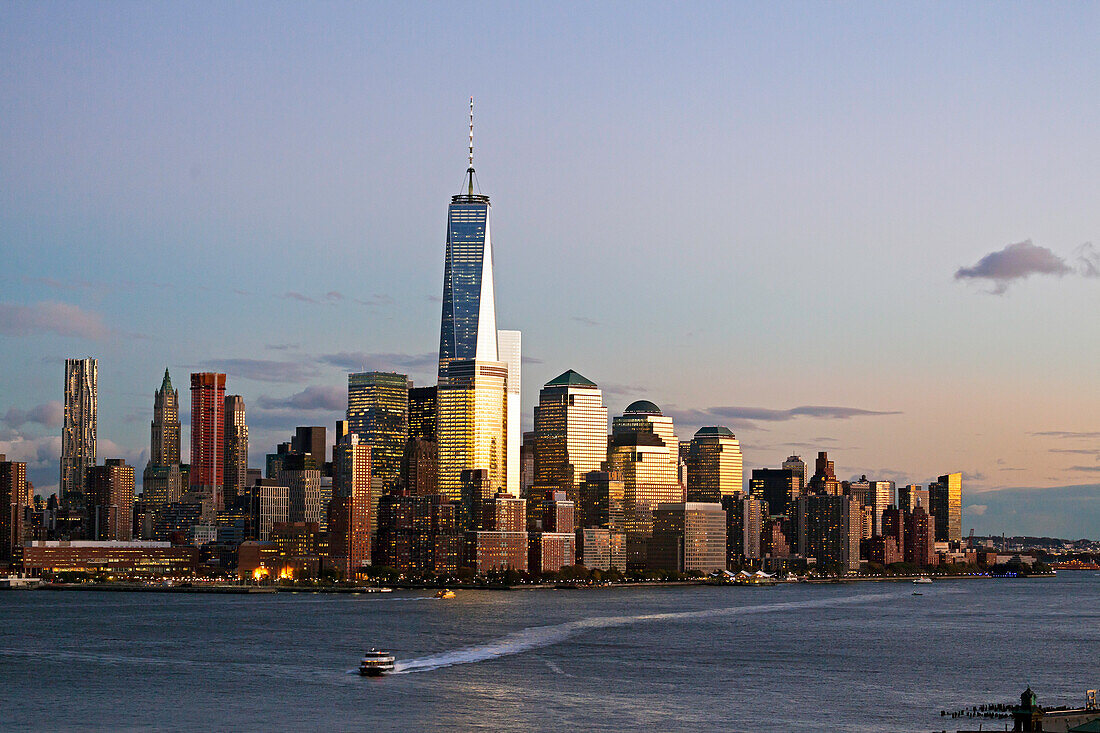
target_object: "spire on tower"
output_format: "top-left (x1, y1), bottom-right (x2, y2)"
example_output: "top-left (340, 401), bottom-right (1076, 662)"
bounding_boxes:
top-left (467, 96), bottom-right (475, 196)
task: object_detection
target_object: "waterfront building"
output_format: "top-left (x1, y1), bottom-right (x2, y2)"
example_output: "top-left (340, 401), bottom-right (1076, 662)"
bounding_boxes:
top-left (189, 373), bottom-right (226, 510)
top-left (795, 494), bottom-right (861, 572)
top-left (1, 458), bottom-right (28, 563)
top-left (408, 386), bottom-right (437, 441)
top-left (347, 372), bottom-right (409, 491)
top-left (529, 531), bottom-right (574, 574)
top-left (374, 491), bottom-right (452, 574)
top-left (542, 491), bottom-right (575, 534)
top-left (438, 100), bottom-right (498, 383)
top-left (929, 472), bottom-right (962, 542)
top-left (150, 368), bottom-right (180, 465)
top-left (252, 480), bottom-right (289, 542)
top-left (532, 370), bottom-right (609, 506)
top-left (897, 484), bottom-right (929, 513)
top-left (685, 426), bottom-right (743, 502)
top-left (469, 493), bottom-right (527, 572)
top-left (21, 540), bottom-right (199, 577)
top-left (497, 330), bottom-right (521, 497)
top-left (85, 459), bottom-right (134, 542)
top-left (750, 468), bottom-right (799, 517)
top-left (578, 527), bottom-right (626, 573)
top-left (578, 470), bottom-right (625, 532)
top-left (904, 505), bottom-right (935, 566)
top-left (781, 455), bottom-right (807, 494)
top-left (437, 359), bottom-right (508, 503)
top-left (61, 358), bottom-right (97, 504)
top-left (330, 433), bottom-right (373, 579)
top-left (223, 395), bottom-right (249, 504)
top-left (649, 502), bottom-right (727, 574)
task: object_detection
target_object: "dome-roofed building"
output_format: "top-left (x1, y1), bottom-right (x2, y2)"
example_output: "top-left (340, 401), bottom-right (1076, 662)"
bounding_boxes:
top-left (623, 400), bottom-right (662, 416)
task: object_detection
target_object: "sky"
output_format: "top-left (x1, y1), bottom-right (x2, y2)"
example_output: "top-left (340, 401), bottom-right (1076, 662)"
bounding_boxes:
top-left (2, 3), bottom-right (1098, 538)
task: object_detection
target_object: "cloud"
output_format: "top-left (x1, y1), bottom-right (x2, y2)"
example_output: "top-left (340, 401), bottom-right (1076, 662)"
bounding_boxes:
top-left (1075, 242), bottom-right (1100, 277)
top-left (955, 240), bottom-right (1072, 294)
top-left (571, 316), bottom-right (600, 327)
top-left (278, 291), bottom-right (392, 307)
top-left (1068, 465), bottom-right (1100, 473)
top-left (317, 351), bottom-right (436, 373)
top-left (257, 385), bottom-right (345, 412)
top-left (1031, 431), bottom-right (1100, 439)
top-left (0, 301), bottom-right (111, 339)
top-left (281, 292), bottom-right (318, 304)
top-left (200, 359), bottom-right (319, 383)
top-left (521, 355), bottom-right (543, 365)
top-left (265, 343), bottom-right (299, 351)
top-left (965, 504), bottom-right (988, 516)
top-left (2, 401), bottom-right (63, 429)
top-left (1050, 448), bottom-right (1100, 458)
top-left (683, 404), bottom-right (901, 423)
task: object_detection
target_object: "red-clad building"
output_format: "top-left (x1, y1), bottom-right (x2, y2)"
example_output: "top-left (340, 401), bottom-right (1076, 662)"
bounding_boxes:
top-left (329, 434), bottom-right (373, 580)
top-left (23, 541), bottom-right (198, 577)
top-left (470, 531), bottom-right (528, 573)
top-left (190, 373), bottom-right (226, 510)
top-left (529, 532), bottom-right (575, 574)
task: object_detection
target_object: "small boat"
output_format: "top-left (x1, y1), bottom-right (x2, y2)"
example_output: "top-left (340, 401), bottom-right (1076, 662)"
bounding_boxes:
top-left (913, 577), bottom-right (933, 584)
top-left (912, 591), bottom-right (923, 596)
top-left (359, 649), bottom-right (396, 677)
top-left (435, 589), bottom-right (456, 599)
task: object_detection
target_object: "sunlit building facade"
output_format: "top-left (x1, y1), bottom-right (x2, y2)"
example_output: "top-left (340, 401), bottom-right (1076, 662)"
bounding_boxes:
top-left (347, 372), bottom-right (410, 492)
top-left (497, 330), bottom-right (521, 497)
top-left (606, 431), bottom-right (683, 569)
top-left (61, 358), bottom-right (97, 503)
top-left (223, 395), bottom-right (249, 504)
top-left (86, 458), bottom-right (134, 542)
top-left (437, 359), bottom-right (508, 503)
top-left (533, 370), bottom-right (609, 505)
top-left (685, 426), bottom-right (743, 502)
top-left (189, 372), bottom-right (226, 509)
top-left (331, 433), bottom-right (374, 579)
top-left (929, 472), bottom-right (962, 542)
top-left (649, 502), bottom-right (727, 574)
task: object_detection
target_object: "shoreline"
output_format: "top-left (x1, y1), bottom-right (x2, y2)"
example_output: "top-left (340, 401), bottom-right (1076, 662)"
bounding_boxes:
top-left (18, 572), bottom-right (1057, 595)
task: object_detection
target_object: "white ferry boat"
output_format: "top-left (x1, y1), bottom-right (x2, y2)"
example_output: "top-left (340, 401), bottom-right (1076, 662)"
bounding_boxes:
top-left (913, 576), bottom-right (933, 584)
top-left (359, 649), bottom-right (396, 677)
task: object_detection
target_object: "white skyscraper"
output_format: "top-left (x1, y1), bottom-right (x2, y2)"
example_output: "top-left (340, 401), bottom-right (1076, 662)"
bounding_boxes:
top-left (497, 329), bottom-right (521, 497)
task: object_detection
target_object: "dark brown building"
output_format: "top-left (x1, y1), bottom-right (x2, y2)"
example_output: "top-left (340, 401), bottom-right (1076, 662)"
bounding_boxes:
top-left (86, 459), bottom-right (134, 542)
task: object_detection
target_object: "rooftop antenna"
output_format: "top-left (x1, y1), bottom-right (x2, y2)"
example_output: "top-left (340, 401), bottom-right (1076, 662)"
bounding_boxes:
top-left (467, 96), bottom-right (475, 196)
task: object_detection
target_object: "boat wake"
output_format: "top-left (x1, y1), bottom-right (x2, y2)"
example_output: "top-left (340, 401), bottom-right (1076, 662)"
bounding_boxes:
top-left (393, 590), bottom-right (899, 674)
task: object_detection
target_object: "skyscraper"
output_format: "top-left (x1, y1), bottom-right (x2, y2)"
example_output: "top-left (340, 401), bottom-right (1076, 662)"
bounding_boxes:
top-left (437, 359), bottom-right (508, 503)
top-left (408, 386), bottom-right (437, 441)
top-left (749, 467), bottom-right (799, 517)
top-left (189, 372), bottom-right (226, 510)
top-left (782, 455), bottom-right (807, 494)
top-left (223, 395), bottom-right (249, 504)
top-left (438, 99), bottom-right (498, 383)
top-left (60, 358), bottom-right (97, 503)
top-left (532, 370), bottom-right (609, 505)
top-left (330, 433), bottom-right (374, 579)
top-left (685, 426), bottom-right (743, 502)
top-left (347, 372), bottom-right (409, 491)
top-left (1, 458), bottom-right (28, 562)
top-left (929, 472), bottom-right (962, 542)
top-left (497, 329), bottom-right (521, 497)
top-left (150, 368), bottom-right (180, 465)
top-left (869, 480), bottom-right (895, 537)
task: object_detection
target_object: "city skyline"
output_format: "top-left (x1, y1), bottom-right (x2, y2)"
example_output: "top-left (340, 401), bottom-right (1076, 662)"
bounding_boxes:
top-left (2, 4), bottom-right (1099, 538)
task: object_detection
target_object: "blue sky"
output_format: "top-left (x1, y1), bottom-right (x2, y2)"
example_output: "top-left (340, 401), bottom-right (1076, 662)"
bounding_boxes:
top-left (2, 3), bottom-right (1098, 537)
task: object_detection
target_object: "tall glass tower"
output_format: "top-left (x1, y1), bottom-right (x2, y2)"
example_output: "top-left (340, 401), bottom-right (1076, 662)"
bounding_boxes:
top-left (438, 99), bottom-right (498, 382)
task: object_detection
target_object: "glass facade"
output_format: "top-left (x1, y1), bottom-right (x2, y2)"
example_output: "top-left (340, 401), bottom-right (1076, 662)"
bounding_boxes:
top-left (347, 372), bottom-right (410, 492)
top-left (436, 359), bottom-right (508, 503)
top-left (930, 472), bottom-right (962, 542)
top-left (686, 427), bottom-right (743, 502)
top-left (533, 370), bottom-right (609, 505)
top-left (438, 195), bottom-right (497, 381)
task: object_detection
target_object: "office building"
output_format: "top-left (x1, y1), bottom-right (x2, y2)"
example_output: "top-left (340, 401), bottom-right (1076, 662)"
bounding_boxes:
top-left (795, 494), bottom-right (861, 572)
top-left (437, 359), bottom-right (508, 503)
top-left (189, 373), bottom-right (226, 510)
top-left (869, 480), bottom-right (894, 536)
top-left (347, 372), bottom-right (408, 491)
top-left (749, 468), bottom-right (799, 517)
top-left (532, 370), bottom-right (609, 506)
top-left (611, 400), bottom-right (681, 482)
top-left (438, 100), bottom-right (498, 382)
top-left (606, 430), bottom-right (683, 569)
top-left (578, 470), bottom-right (625, 532)
top-left (252, 480), bottom-right (289, 542)
top-left (291, 426), bottom-right (328, 468)
top-left (408, 386), bottom-right (437, 441)
top-left (578, 527), bottom-right (627, 573)
top-left (897, 484), bottom-right (929, 513)
top-left (150, 368), bottom-right (180, 465)
top-left (223, 395), bottom-right (249, 504)
top-left (280, 453), bottom-right (322, 525)
top-left (61, 358), bottom-right (97, 503)
top-left (649, 502), bottom-right (727, 574)
top-left (685, 426), bottom-right (743, 502)
top-left (929, 472), bottom-right (962, 542)
top-left (782, 455), bottom-right (807, 494)
top-left (86, 459), bottom-right (134, 541)
top-left (497, 329), bottom-right (521, 497)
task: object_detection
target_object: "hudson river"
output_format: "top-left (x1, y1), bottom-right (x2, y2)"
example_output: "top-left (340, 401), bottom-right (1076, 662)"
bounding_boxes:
top-left (2, 574), bottom-right (1097, 731)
